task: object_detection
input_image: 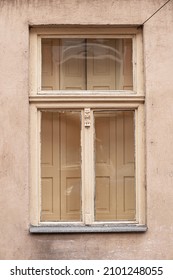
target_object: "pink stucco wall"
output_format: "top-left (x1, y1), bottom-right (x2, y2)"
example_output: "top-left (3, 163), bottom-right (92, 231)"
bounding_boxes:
top-left (0, 0), bottom-right (173, 259)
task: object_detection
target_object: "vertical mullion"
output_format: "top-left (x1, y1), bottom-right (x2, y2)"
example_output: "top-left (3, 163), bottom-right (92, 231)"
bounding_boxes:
top-left (82, 109), bottom-right (94, 225)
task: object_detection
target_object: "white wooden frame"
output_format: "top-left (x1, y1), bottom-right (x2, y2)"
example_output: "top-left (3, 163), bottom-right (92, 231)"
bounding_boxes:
top-left (29, 27), bottom-right (146, 232)
top-left (30, 27), bottom-right (144, 96)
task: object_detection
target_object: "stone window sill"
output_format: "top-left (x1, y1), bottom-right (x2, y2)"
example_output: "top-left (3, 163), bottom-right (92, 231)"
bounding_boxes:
top-left (30, 224), bottom-right (147, 233)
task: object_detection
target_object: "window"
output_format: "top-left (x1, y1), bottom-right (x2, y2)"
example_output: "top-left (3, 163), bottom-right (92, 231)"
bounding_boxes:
top-left (29, 27), bottom-right (146, 233)
top-left (41, 38), bottom-right (133, 90)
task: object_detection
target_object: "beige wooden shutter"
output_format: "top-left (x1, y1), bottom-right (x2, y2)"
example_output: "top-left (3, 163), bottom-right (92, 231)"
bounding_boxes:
top-left (123, 39), bottom-right (133, 90)
top-left (95, 114), bottom-right (117, 220)
top-left (87, 39), bottom-right (116, 90)
top-left (41, 112), bottom-right (61, 221)
top-left (60, 39), bottom-right (86, 90)
top-left (42, 39), bottom-right (60, 90)
top-left (41, 112), bottom-right (81, 222)
top-left (116, 111), bottom-right (135, 220)
top-left (60, 112), bottom-right (81, 221)
top-left (95, 111), bottom-right (135, 221)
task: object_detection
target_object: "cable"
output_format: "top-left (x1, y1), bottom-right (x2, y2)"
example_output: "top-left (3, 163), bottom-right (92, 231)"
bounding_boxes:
top-left (141, 0), bottom-right (172, 26)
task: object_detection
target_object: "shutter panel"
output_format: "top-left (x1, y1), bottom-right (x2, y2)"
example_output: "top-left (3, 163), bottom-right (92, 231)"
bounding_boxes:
top-left (60, 112), bottom-right (81, 221)
top-left (87, 39), bottom-right (116, 90)
top-left (123, 39), bottom-right (133, 90)
top-left (95, 111), bottom-right (135, 221)
top-left (116, 111), bottom-right (135, 220)
top-left (41, 112), bottom-right (81, 222)
top-left (95, 113), bottom-right (117, 220)
top-left (41, 38), bottom-right (133, 91)
top-left (60, 39), bottom-right (86, 90)
top-left (42, 39), bottom-right (60, 90)
top-left (41, 112), bottom-right (60, 221)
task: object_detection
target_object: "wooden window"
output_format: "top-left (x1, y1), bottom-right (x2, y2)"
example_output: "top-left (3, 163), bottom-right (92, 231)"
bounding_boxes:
top-left (41, 38), bottom-right (133, 90)
top-left (29, 27), bottom-right (146, 233)
top-left (41, 111), bottom-right (81, 222)
top-left (95, 111), bottom-right (135, 221)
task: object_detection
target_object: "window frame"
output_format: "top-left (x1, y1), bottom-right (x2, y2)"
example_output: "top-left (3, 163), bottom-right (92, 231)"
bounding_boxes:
top-left (29, 27), bottom-right (144, 96)
top-left (29, 27), bottom-right (146, 233)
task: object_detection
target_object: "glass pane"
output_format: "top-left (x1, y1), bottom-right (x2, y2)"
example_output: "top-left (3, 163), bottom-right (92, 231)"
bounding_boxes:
top-left (41, 38), bottom-right (133, 90)
top-left (60, 39), bottom-right (86, 90)
top-left (94, 111), bottom-right (135, 221)
top-left (41, 111), bottom-right (81, 222)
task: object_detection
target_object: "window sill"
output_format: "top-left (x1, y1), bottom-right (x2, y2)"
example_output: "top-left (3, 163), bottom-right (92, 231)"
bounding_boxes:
top-left (29, 224), bottom-right (147, 233)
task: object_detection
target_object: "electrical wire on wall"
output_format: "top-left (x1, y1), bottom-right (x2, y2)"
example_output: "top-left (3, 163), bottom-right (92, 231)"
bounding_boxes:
top-left (139, 0), bottom-right (172, 26)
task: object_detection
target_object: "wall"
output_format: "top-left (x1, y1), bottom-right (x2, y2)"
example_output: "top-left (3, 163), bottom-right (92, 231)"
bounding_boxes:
top-left (0, 0), bottom-right (173, 259)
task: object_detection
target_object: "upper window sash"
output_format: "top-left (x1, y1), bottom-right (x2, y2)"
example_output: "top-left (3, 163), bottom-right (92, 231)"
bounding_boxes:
top-left (29, 28), bottom-right (144, 96)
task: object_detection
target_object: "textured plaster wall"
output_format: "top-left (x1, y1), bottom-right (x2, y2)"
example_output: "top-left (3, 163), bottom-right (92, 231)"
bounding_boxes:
top-left (0, 0), bottom-right (173, 259)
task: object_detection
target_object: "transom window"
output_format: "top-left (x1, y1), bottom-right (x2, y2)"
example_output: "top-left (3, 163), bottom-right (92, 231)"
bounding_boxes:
top-left (41, 38), bottom-right (133, 90)
top-left (29, 27), bottom-right (146, 233)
